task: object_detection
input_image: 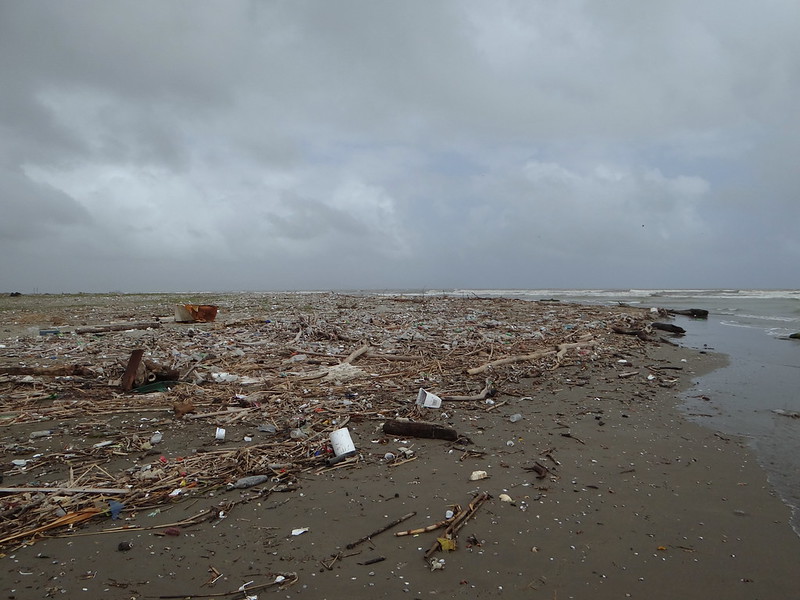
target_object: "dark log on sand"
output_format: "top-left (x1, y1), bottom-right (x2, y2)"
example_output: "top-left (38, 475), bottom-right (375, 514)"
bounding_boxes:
top-left (652, 322), bottom-right (686, 335)
top-left (383, 420), bottom-right (459, 441)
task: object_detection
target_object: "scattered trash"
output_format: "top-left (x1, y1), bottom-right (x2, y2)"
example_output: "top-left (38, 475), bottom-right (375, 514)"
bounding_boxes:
top-left (772, 409), bottom-right (800, 419)
top-left (291, 527), bottom-right (309, 536)
top-left (437, 537), bottom-right (456, 551)
top-left (469, 470), bottom-right (488, 481)
top-left (108, 500), bottom-right (125, 519)
top-left (175, 304), bottom-right (218, 323)
top-left (132, 381), bottom-right (179, 394)
top-left (498, 493), bottom-right (514, 503)
top-left (416, 388), bottom-right (443, 409)
top-left (0, 291), bottom-right (705, 558)
top-left (330, 427), bottom-right (357, 457)
top-left (117, 541), bottom-right (133, 551)
top-left (382, 420), bottom-right (459, 441)
top-left (429, 558), bottom-right (446, 571)
top-left (228, 475), bottom-right (272, 490)
top-left (289, 428), bottom-right (307, 439)
top-left (424, 492), bottom-right (490, 562)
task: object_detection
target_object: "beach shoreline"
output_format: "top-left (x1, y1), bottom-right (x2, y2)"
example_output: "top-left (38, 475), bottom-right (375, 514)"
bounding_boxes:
top-left (1, 293), bottom-right (799, 598)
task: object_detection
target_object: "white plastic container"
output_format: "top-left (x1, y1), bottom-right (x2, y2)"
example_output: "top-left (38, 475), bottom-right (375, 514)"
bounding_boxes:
top-left (416, 388), bottom-right (442, 409)
top-left (215, 427), bottom-right (226, 440)
top-left (330, 427), bottom-right (356, 457)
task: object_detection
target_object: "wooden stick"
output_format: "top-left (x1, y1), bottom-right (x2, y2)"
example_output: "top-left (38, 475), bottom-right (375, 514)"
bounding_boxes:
top-left (556, 340), bottom-right (597, 361)
top-left (0, 486), bottom-right (130, 495)
top-left (395, 515), bottom-right (456, 536)
top-left (387, 456), bottom-right (417, 468)
top-left (0, 508), bottom-right (102, 546)
top-left (467, 350), bottom-right (555, 375)
top-left (345, 511), bottom-right (416, 549)
top-left (342, 343), bottom-right (371, 364)
top-left (121, 349), bottom-right (145, 391)
top-left (76, 322), bottom-right (161, 334)
top-left (155, 573), bottom-right (298, 599)
top-left (441, 380), bottom-right (495, 402)
top-left (424, 492), bottom-right (490, 559)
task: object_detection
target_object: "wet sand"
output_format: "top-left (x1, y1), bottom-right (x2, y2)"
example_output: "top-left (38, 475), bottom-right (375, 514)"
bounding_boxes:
top-left (1, 293), bottom-right (799, 599)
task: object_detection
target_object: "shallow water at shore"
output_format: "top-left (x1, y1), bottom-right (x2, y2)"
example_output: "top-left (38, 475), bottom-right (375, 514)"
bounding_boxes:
top-left (438, 289), bottom-right (800, 535)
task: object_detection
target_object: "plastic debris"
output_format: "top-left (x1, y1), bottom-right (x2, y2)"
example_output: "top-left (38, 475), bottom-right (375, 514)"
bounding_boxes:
top-left (228, 475), bottom-right (271, 490)
top-left (416, 388), bottom-right (443, 409)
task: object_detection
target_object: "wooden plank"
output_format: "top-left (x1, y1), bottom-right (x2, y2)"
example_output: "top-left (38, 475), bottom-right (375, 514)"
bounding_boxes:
top-left (121, 348), bottom-right (145, 392)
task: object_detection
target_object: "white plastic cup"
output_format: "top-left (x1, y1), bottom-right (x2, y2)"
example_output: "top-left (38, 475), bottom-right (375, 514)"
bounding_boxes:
top-left (215, 427), bottom-right (226, 440)
top-left (330, 427), bottom-right (356, 457)
top-left (416, 388), bottom-right (442, 409)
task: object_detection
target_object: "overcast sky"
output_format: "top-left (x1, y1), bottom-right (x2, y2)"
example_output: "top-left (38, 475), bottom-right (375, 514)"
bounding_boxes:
top-left (1, 1), bottom-right (798, 293)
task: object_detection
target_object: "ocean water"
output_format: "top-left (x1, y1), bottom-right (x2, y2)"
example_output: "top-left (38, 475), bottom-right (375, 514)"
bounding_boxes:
top-left (436, 289), bottom-right (800, 534)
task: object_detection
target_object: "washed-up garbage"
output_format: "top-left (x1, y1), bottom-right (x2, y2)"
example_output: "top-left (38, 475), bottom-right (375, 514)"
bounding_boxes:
top-left (383, 420), bottom-right (458, 441)
top-left (0, 291), bottom-right (678, 553)
top-left (175, 304), bottom-right (218, 323)
top-left (29, 430), bottom-right (53, 439)
top-left (228, 475), bottom-right (272, 490)
top-left (330, 427), bottom-right (356, 457)
top-left (416, 388), bottom-right (442, 409)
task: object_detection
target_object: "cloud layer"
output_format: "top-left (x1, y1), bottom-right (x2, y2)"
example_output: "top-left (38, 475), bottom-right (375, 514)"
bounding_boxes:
top-left (2, 1), bottom-right (798, 292)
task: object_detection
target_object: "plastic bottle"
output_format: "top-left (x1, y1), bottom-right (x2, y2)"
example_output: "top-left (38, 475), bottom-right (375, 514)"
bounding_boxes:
top-left (509, 414), bottom-right (523, 423)
top-left (29, 430), bottom-right (54, 439)
top-left (228, 475), bottom-right (271, 490)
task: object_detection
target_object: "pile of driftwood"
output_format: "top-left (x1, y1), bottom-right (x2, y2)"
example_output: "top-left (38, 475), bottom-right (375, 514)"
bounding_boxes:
top-left (0, 292), bottom-right (684, 551)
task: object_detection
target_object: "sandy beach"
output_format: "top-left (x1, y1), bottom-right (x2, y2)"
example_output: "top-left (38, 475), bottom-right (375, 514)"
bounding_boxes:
top-left (1, 293), bottom-right (799, 599)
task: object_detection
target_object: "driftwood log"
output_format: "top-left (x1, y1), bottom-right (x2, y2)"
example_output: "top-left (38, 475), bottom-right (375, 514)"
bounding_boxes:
top-left (383, 420), bottom-right (459, 441)
top-left (667, 308), bottom-right (708, 319)
top-left (652, 322), bottom-right (686, 335)
top-left (76, 321), bottom-right (162, 334)
top-left (611, 326), bottom-right (650, 341)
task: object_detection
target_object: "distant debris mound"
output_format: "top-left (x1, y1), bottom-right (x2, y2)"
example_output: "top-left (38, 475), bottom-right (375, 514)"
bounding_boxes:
top-left (9, 292), bottom-right (22, 297)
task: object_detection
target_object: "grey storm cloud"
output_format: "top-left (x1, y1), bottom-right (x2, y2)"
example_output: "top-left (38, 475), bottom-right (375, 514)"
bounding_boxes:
top-left (1, 0), bottom-right (798, 292)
